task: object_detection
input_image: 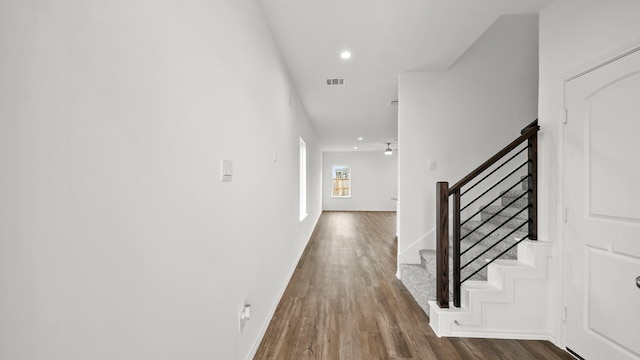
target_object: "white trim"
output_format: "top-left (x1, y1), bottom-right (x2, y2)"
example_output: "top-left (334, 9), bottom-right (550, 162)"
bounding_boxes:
top-left (429, 328), bottom-right (556, 342)
top-left (397, 229), bottom-right (434, 265)
top-left (299, 137), bottom-right (307, 221)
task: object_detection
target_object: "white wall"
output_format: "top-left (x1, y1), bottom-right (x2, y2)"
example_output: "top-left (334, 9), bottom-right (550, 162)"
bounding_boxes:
top-left (322, 151), bottom-right (398, 211)
top-left (0, 1), bottom-right (321, 359)
top-left (538, 0), bottom-right (640, 346)
top-left (397, 14), bottom-right (540, 264)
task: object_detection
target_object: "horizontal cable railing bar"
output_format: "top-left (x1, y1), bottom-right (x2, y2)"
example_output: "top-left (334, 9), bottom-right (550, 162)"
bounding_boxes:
top-left (461, 146), bottom-right (527, 197)
top-left (460, 178), bottom-right (529, 230)
top-left (450, 126), bottom-right (538, 193)
top-left (460, 204), bottom-right (529, 257)
top-left (461, 233), bottom-right (530, 284)
top-left (460, 161), bottom-right (528, 212)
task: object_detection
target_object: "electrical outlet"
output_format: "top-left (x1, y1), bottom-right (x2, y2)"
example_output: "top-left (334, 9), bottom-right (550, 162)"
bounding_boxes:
top-left (239, 304), bottom-right (251, 332)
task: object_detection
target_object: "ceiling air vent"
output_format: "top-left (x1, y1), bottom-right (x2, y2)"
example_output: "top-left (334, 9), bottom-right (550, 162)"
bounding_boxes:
top-left (326, 78), bottom-right (345, 86)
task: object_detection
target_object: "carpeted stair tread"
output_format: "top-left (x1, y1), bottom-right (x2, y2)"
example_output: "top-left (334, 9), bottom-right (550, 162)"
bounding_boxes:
top-left (400, 264), bottom-right (434, 316)
top-left (520, 175), bottom-right (530, 190)
top-left (481, 204), bottom-right (528, 223)
top-left (462, 220), bottom-right (528, 239)
top-left (500, 190), bottom-right (529, 207)
top-left (419, 249), bottom-right (488, 282)
top-left (460, 241), bottom-right (517, 269)
top-left (461, 220), bottom-right (526, 257)
top-left (419, 248), bottom-right (436, 275)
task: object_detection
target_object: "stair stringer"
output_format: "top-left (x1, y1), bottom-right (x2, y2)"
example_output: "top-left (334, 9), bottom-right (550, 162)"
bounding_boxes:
top-left (428, 240), bottom-right (553, 340)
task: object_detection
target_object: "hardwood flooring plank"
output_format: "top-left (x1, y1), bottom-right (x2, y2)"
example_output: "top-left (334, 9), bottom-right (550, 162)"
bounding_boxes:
top-left (338, 315), bottom-right (361, 359)
top-left (448, 337), bottom-right (482, 360)
top-left (490, 339), bottom-right (538, 360)
top-left (359, 330), bottom-right (387, 359)
top-left (291, 316), bottom-right (318, 359)
top-left (321, 312), bottom-right (340, 360)
top-left (373, 283), bottom-right (413, 358)
top-left (517, 340), bottom-right (576, 360)
top-left (458, 337), bottom-right (503, 359)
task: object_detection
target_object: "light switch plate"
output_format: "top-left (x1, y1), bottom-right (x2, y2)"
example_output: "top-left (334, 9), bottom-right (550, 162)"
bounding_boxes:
top-left (221, 158), bottom-right (233, 182)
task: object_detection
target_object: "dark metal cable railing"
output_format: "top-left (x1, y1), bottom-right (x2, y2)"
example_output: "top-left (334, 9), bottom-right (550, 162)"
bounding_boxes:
top-left (460, 177), bottom-right (529, 230)
top-left (461, 210), bottom-right (528, 267)
top-left (460, 197), bottom-right (529, 256)
top-left (435, 120), bottom-right (539, 308)
top-left (461, 224), bottom-right (530, 283)
top-left (460, 146), bottom-right (528, 197)
top-left (460, 160), bottom-right (528, 212)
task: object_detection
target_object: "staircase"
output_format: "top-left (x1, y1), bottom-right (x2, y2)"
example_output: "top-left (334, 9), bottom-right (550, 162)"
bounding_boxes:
top-left (400, 178), bottom-right (528, 317)
top-left (399, 120), bottom-right (551, 339)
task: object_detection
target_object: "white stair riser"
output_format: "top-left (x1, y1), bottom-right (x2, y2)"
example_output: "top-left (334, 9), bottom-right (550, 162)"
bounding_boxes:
top-left (428, 241), bottom-right (552, 338)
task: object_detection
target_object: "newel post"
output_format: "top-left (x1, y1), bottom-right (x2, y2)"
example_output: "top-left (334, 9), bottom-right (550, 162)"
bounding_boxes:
top-left (436, 182), bottom-right (449, 308)
top-left (528, 131), bottom-right (538, 240)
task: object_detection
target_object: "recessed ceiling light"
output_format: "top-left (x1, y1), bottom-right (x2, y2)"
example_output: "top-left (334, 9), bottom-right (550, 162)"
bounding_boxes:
top-left (340, 51), bottom-right (352, 60)
top-left (354, 146), bottom-right (358, 150)
top-left (358, 137), bottom-right (363, 141)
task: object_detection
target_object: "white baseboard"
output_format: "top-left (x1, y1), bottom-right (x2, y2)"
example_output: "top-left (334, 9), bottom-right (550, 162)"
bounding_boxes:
top-left (398, 229), bottom-right (434, 264)
top-left (428, 325), bottom-right (554, 341)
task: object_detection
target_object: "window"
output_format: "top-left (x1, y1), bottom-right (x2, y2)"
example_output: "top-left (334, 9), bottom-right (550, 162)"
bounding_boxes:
top-left (331, 165), bottom-right (351, 198)
top-left (299, 137), bottom-right (307, 221)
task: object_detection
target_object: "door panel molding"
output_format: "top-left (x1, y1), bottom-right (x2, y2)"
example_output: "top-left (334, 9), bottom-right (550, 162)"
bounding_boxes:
top-left (587, 247), bottom-right (640, 357)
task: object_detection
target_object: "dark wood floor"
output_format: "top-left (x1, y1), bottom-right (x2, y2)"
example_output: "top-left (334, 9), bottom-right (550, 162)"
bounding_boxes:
top-left (254, 211), bottom-right (573, 359)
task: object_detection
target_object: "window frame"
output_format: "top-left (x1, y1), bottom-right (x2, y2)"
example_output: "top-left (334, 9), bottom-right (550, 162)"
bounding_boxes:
top-left (331, 164), bottom-right (351, 198)
top-left (299, 137), bottom-right (307, 221)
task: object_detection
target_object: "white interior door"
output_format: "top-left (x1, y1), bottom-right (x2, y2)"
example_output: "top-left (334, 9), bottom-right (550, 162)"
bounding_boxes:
top-left (564, 48), bottom-right (640, 360)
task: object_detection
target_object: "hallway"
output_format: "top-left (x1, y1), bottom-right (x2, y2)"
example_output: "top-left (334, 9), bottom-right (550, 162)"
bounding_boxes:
top-left (254, 211), bottom-right (572, 359)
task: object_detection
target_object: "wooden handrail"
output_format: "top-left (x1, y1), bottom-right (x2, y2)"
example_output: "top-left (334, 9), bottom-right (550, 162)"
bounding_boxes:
top-left (449, 122), bottom-right (538, 193)
top-left (521, 119), bottom-right (539, 134)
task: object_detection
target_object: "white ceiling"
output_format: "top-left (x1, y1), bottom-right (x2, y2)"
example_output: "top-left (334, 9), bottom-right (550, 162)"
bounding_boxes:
top-left (259, 0), bottom-right (552, 152)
